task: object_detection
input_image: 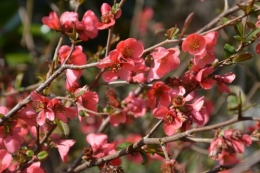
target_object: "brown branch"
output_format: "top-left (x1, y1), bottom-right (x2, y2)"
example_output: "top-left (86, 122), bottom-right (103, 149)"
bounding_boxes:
top-left (73, 116), bottom-right (260, 172)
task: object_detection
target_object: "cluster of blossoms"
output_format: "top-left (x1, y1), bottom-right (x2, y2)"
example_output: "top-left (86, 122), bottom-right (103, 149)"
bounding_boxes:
top-left (1, 1), bottom-right (259, 172)
top-left (209, 129), bottom-right (252, 165)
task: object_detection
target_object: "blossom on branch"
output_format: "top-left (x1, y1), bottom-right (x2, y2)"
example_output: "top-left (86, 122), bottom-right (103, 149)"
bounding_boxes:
top-left (58, 45), bottom-right (87, 88)
top-left (147, 47), bottom-right (180, 82)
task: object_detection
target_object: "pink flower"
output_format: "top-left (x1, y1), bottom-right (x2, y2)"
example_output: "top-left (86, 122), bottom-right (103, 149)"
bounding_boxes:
top-left (185, 96), bottom-right (209, 126)
top-left (23, 162), bottom-right (44, 173)
top-left (116, 38), bottom-right (144, 62)
top-left (209, 129), bottom-right (252, 160)
top-left (193, 52), bottom-right (216, 68)
top-left (146, 81), bottom-right (172, 109)
top-left (86, 133), bottom-right (121, 166)
top-left (60, 12), bottom-right (78, 31)
top-left (129, 62), bottom-right (150, 83)
top-left (76, 10), bottom-right (99, 41)
top-left (18, 104), bottom-right (37, 126)
top-left (147, 47), bottom-right (180, 82)
top-left (0, 149), bottom-right (12, 172)
top-left (214, 72), bottom-right (236, 93)
top-left (109, 111), bottom-right (126, 126)
top-left (30, 91), bottom-right (54, 126)
top-left (97, 50), bottom-right (135, 82)
top-left (51, 135), bottom-right (76, 162)
top-left (196, 67), bottom-right (215, 89)
top-left (47, 98), bottom-right (77, 123)
top-left (75, 87), bottom-right (99, 120)
top-left (96, 3), bottom-right (121, 30)
top-left (223, 129), bottom-right (252, 153)
top-left (58, 45), bottom-right (87, 88)
top-left (42, 12), bottom-right (60, 31)
top-left (182, 33), bottom-right (206, 55)
top-left (122, 91), bottom-right (147, 118)
top-left (256, 42), bottom-right (260, 54)
top-left (153, 106), bottom-right (182, 136)
top-left (138, 7), bottom-right (154, 35)
top-left (0, 125), bottom-right (24, 153)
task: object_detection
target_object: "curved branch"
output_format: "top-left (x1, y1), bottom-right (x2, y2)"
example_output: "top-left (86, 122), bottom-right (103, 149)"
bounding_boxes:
top-left (73, 116), bottom-right (260, 172)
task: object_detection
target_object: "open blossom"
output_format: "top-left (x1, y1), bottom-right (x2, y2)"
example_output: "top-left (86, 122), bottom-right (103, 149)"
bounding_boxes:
top-left (129, 62), bottom-right (150, 83)
top-left (147, 47), bottom-right (180, 82)
top-left (116, 38), bottom-right (144, 62)
top-left (23, 162), bottom-right (44, 173)
top-left (42, 12), bottom-right (60, 31)
top-left (96, 3), bottom-right (121, 30)
top-left (47, 98), bottom-right (77, 123)
top-left (97, 50), bottom-right (135, 82)
top-left (74, 87), bottom-right (99, 120)
top-left (51, 134), bottom-right (75, 162)
top-left (0, 149), bottom-right (12, 172)
top-left (182, 33), bottom-right (206, 55)
top-left (76, 10), bottom-right (99, 41)
top-left (153, 106), bottom-right (183, 136)
top-left (86, 133), bottom-right (122, 166)
top-left (58, 45), bottom-right (87, 88)
top-left (30, 91), bottom-right (54, 126)
top-left (214, 72), bottom-right (235, 93)
top-left (196, 67), bottom-right (215, 89)
top-left (185, 96), bottom-right (209, 126)
top-left (60, 12), bottom-right (78, 31)
top-left (209, 129), bottom-right (252, 160)
top-left (146, 81), bottom-right (172, 108)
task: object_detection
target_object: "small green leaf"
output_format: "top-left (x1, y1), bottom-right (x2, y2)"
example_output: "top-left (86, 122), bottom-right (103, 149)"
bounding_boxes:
top-left (227, 95), bottom-right (238, 111)
top-left (116, 142), bottom-right (133, 150)
top-left (56, 120), bottom-right (70, 136)
top-left (233, 35), bottom-right (244, 41)
top-left (166, 26), bottom-right (179, 39)
top-left (37, 151), bottom-right (48, 160)
top-left (75, 89), bottom-right (86, 98)
top-left (247, 0), bottom-right (255, 14)
top-left (220, 17), bottom-right (229, 25)
top-left (139, 151), bottom-right (148, 165)
top-left (26, 150), bottom-right (34, 157)
top-left (246, 27), bottom-right (260, 41)
top-left (234, 22), bottom-right (244, 36)
top-left (236, 4), bottom-right (248, 13)
top-left (233, 52), bottom-right (253, 63)
top-left (79, 110), bottom-right (89, 117)
top-left (224, 44), bottom-right (236, 58)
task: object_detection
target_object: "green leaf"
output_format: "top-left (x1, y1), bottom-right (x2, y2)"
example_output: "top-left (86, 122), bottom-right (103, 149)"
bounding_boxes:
top-left (234, 22), bottom-right (244, 36)
top-left (247, 0), bottom-right (255, 14)
top-left (26, 150), bottom-right (34, 157)
top-left (233, 52), bottom-right (253, 63)
top-left (236, 4), bottom-right (248, 13)
top-left (227, 95), bottom-right (238, 111)
top-left (37, 151), bottom-right (48, 160)
top-left (139, 151), bottom-right (148, 165)
top-left (116, 142), bottom-right (133, 150)
top-left (75, 89), bottom-right (86, 98)
top-left (220, 17), bottom-right (229, 25)
top-left (224, 44), bottom-right (236, 58)
top-left (56, 120), bottom-right (70, 136)
top-left (233, 35), bottom-right (244, 41)
top-left (246, 27), bottom-right (260, 41)
top-left (78, 110), bottom-right (89, 117)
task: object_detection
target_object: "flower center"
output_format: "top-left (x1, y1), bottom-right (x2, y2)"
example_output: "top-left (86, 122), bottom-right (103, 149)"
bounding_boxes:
top-left (164, 114), bottom-right (173, 124)
top-left (173, 95), bottom-right (185, 107)
top-left (110, 61), bottom-right (122, 72)
top-left (33, 101), bottom-right (44, 113)
top-left (154, 85), bottom-right (163, 97)
top-left (189, 39), bottom-right (200, 50)
top-left (122, 47), bottom-right (133, 58)
top-left (101, 14), bottom-right (111, 24)
top-left (161, 56), bottom-right (168, 64)
top-left (53, 104), bottom-right (64, 113)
